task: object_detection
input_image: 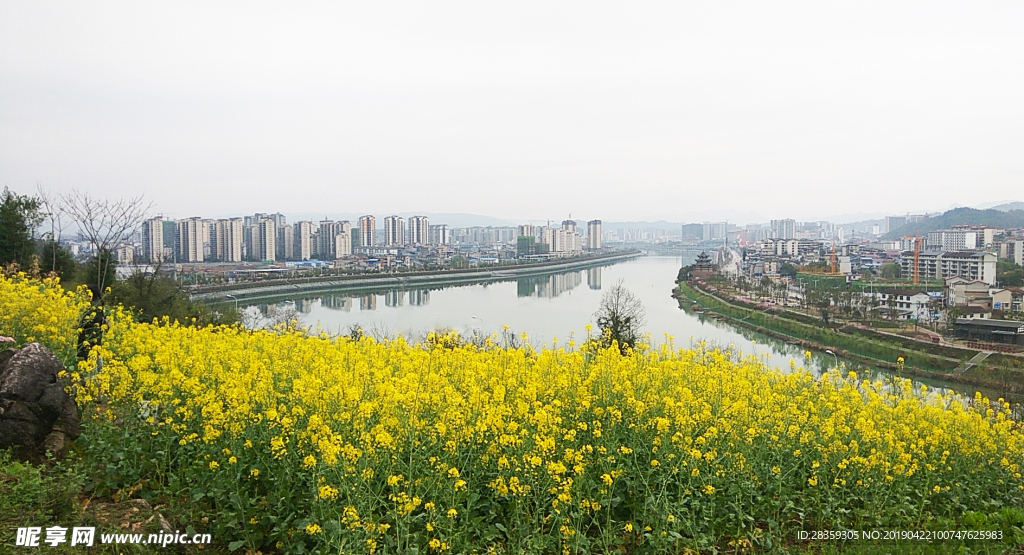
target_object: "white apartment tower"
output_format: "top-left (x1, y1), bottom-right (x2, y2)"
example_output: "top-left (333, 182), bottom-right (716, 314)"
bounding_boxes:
top-left (213, 218), bottom-right (243, 262)
top-left (294, 221), bottom-right (314, 261)
top-left (358, 215), bottom-right (375, 248)
top-left (429, 224), bottom-right (450, 245)
top-left (142, 216), bottom-right (164, 263)
top-left (334, 231), bottom-right (352, 257)
top-left (255, 219), bottom-right (276, 261)
top-left (318, 220), bottom-right (339, 259)
top-left (770, 219), bottom-right (796, 240)
top-left (177, 217), bottom-right (204, 263)
top-left (587, 220), bottom-right (602, 250)
top-left (384, 215), bottom-right (405, 246)
top-left (408, 216), bottom-right (430, 245)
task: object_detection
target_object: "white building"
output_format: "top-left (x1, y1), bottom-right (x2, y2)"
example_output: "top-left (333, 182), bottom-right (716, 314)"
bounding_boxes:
top-left (926, 229), bottom-right (978, 251)
top-left (334, 231), bottom-right (352, 257)
top-left (358, 215), bottom-right (375, 248)
top-left (871, 290), bottom-right (934, 320)
top-left (770, 219), bottom-right (796, 239)
top-left (177, 217), bottom-right (204, 263)
top-left (254, 219), bottom-right (276, 262)
top-left (213, 218), bottom-right (243, 262)
top-left (998, 239), bottom-right (1023, 266)
top-left (141, 216), bottom-right (164, 263)
top-left (384, 215), bottom-right (406, 246)
top-left (900, 251), bottom-right (997, 285)
top-left (429, 224), bottom-right (450, 245)
top-left (294, 221), bottom-right (314, 261)
top-left (408, 216), bottom-right (430, 245)
top-left (587, 220), bottom-right (602, 250)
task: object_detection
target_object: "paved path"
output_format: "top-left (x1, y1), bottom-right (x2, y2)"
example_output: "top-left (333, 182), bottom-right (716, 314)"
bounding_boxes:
top-left (955, 351), bottom-right (992, 374)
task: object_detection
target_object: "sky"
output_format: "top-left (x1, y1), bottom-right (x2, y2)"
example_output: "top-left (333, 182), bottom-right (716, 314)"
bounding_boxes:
top-left (1, 1), bottom-right (1022, 225)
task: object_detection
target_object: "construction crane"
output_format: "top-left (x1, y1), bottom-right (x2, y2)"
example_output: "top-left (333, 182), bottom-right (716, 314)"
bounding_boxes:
top-left (830, 242), bottom-right (838, 275)
top-left (901, 234), bottom-right (922, 284)
top-left (913, 233), bottom-right (921, 285)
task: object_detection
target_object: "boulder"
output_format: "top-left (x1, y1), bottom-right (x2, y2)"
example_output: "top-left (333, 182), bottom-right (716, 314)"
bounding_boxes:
top-left (0, 343), bottom-right (81, 462)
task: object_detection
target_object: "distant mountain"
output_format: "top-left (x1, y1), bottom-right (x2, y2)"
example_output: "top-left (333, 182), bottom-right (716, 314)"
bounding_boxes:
top-left (883, 207), bottom-right (1024, 239)
top-left (990, 202), bottom-right (1024, 212)
top-left (602, 220), bottom-right (686, 230)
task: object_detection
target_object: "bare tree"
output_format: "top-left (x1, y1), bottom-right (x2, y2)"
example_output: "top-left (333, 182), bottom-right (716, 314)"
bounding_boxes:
top-left (36, 184), bottom-right (67, 272)
top-left (594, 279), bottom-right (646, 354)
top-left (61, 190), bottom-right (152, 296)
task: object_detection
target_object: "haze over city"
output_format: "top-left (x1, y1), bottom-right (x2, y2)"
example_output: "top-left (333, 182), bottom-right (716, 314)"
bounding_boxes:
top-left (2, 2), bottom-right (1023, 224)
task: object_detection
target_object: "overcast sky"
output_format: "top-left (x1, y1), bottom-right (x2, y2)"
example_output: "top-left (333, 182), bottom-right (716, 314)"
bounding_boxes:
top-left (1, 2), bottom-right (1022, 225)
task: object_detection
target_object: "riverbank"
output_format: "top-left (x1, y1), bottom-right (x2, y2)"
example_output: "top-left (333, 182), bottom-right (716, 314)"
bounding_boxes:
top-left (191, 250), bottom-right (642, 302)
top-left (674, 279), bottom-right (1024, 399)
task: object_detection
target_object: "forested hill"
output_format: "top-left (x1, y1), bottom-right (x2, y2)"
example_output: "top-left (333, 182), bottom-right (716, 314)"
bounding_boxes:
top-left (884, 207), bottom-right (1024, 239)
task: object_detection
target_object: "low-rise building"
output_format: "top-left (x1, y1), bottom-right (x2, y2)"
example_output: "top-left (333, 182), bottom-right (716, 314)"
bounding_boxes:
top-left (901, 251), bottom-right (997, 285)
top-left (946, 277), bottom-right (992, 307)
top-left (870, 290), bottom-right (933, 320)
top-left (954, 318), bottom-right (1024, 346)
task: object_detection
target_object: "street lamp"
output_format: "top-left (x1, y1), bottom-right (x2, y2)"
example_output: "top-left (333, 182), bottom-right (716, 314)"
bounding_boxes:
top-left (824, 349), bottom-right (839, 368)
top-left (225, 294), bottom-right (238, 310)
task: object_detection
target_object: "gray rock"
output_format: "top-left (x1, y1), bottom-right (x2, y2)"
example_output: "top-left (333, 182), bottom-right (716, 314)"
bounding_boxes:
top-left (0, 343), bottom-right (80, 461)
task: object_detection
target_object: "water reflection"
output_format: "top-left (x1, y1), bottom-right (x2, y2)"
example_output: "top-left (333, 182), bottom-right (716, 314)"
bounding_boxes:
top-left (385, 290), bottom-right (404, 307)
top-left (236, 255), bottom-right (1008, 404)
top-left (322, 295), bottom-right (352, 311)
top-left (360, 295), bottom-right (376, 311)
top-left (408, 290), bottom-right (430, 306)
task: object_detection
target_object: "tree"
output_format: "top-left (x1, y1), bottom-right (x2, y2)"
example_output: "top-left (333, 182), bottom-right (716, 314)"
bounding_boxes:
top-left (36, 184), bottom-right (71, 277)
top-left (0, 187), bottom-right (43, 268)
top-left (943, 306), bottom-right (964, 330)
top-left (39, 240), bottom-right (77, 280)
top-left (110, 263), bottom-right (238, 326)
top-left (594, 279), bottom-right (646, 354)
top-left (997, 260), bottom-right (1024, 287)
top-left (880, 262), bottom-right (901, 280)
top-left (779, 262), bottom-right (797, 279)
top-left (61, 190), bottom-right (151, 295)
top-left (84, 249), bottom-right (117, 292)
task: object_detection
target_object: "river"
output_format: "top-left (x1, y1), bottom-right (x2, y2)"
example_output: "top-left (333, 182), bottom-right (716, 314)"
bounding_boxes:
top-left (239, 254), bottom-right (988, 397)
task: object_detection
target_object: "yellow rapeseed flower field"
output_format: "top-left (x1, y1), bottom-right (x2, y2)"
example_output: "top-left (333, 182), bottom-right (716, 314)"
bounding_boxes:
top-left (3, 275), bottom-right (1024, 553)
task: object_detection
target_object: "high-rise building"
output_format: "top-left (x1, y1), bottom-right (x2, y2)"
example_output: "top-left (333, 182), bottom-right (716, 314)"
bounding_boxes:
top-left (142, 216), bottom-right (164, 263)
top-left (384, 215), bottom-right (405, 246)
top-left (255, 219), bottom-right (276, 261)
top-left (770, 219), bottom-right (796, 240)
top-left (334, 231), bottom-right (352, 257)
top-left (885, 215), bottom-right (907, 234)
top-left (587, 220), bottom-right (602, 250)
top-left (338, 221), bottom-right (352, 254)
top-left (213, 218), bottom-right (243, 262)
top-left (294, 221), bottom-right (314, 261)
top-left (318, 219), bottom-right (340, 259)
top-left (408, 216), bottom-right (430, 245)
top-left (429, 224), bottom-right (450, 245)
top-left (177, 217), bottom-right (204, 262)
top-left (998, 239), bottom-right (1023, 266)
top-left (358, 215), bottom-right (375, 248)
top-left (277, 224), bottom-right (294, 260)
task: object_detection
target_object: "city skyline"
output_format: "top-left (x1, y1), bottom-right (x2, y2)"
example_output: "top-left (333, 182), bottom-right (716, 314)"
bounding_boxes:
top-left (2, 3), bottom-right (1022, 224)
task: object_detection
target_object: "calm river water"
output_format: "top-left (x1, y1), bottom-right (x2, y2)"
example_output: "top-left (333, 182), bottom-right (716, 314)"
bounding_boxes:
top-left (241, 255), bottom-right (959, 385)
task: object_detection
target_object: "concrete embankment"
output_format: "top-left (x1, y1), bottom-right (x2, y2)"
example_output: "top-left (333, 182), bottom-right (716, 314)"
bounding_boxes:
top-left (192, 251), bottom-right (642, 303)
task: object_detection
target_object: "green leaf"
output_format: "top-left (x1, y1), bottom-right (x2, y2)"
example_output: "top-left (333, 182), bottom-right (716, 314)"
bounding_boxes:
top-left (228, 540), bottom-right (246, 551)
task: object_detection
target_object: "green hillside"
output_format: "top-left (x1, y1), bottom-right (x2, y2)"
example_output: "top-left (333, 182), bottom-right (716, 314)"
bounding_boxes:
top-left (884, 207), bottom-right (1024, 239)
